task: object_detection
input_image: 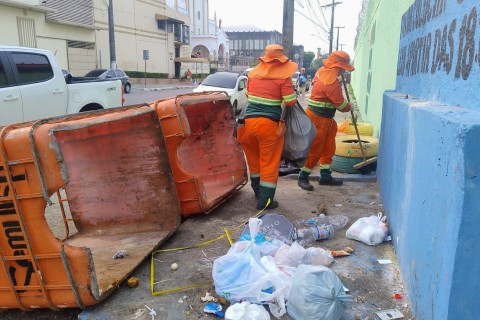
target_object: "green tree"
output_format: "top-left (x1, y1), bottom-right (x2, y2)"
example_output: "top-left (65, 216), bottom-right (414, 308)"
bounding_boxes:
top-left (310, 53), bottom-right (329, 74)
top-left (303, 51), bottom-right (315, 76)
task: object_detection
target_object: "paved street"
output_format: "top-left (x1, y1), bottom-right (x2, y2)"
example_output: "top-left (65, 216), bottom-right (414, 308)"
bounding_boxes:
top-left (124, 84), bottom-right (195, 106)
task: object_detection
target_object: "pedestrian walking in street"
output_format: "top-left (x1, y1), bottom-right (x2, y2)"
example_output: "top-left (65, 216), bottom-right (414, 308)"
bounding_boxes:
top-left (297, 51), bottom-right (354, 191)
top-left (296, 68), bottom-right (308, 101)
top-left (237, 44), bottom-right (298, 209)
top-left (186, 68), bottom-right (192, 83)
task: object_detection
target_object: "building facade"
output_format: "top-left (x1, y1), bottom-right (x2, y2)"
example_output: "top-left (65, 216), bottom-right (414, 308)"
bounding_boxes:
top-left (0, 0), bottom-right (96, 75)
top-left (224, 27), bottom-right (304, 72)
top-left (188, 0), bottom-right (229, 74)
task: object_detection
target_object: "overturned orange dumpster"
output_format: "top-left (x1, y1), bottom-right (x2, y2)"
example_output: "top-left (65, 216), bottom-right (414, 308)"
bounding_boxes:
top-left (0, 105), bottom-right (181, 309)
top-left (153, 92), bottom-right (248, 217)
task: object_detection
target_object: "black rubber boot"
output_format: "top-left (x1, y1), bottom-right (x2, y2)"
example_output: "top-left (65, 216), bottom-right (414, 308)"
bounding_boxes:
top-left (256, 186), bottom-right (279, 210)
top-left (319, 169), bottom-right (343, 186)
top-left (297, 170), bottom-right (313, 191)
top-left (250, 176), bottom-right (260, 198)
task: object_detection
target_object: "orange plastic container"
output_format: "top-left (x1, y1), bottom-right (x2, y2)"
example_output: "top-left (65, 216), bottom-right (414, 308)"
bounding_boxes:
top-left (153, 92), bottom-right (248, 217)
top-left (0, 106), bottom-right (181, 309)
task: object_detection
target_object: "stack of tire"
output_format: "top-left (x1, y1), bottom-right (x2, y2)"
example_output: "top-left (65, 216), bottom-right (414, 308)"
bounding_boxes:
top-left (332, 122), bottom-right (378, 174)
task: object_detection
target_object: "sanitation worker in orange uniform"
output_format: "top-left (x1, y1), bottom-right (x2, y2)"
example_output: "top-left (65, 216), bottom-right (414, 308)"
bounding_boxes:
top-left (297, 51), bottom-right (354, 191)
top-left (237, 44), bottom-right (298, 209)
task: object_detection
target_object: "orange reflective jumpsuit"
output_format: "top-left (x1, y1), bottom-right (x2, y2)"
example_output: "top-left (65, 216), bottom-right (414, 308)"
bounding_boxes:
top-left (300, 67), bottom-right (349, 180)
top-left (237, 63), bottom-right (297, 209)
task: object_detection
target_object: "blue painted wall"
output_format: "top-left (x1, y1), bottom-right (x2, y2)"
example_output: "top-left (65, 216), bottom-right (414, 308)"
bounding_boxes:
top-left (379, 0), bottom-right (480, 318)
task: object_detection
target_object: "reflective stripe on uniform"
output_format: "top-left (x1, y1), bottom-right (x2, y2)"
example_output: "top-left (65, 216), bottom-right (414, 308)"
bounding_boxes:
top-left (260, 181), bottom-right (277, 188)
top-left (248, 94), bottom-right (282, 106)
top-left (308, 99), bottom-right (335, 109)
top-left (282, 93), bottom-right (297, 103)
top-left (337, 100), bottom-right (349, 110)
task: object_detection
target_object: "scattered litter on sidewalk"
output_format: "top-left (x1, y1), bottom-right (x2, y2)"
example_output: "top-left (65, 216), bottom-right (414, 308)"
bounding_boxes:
top-left (334, 204), bottom-right (343, 207)
top-left (319, 203), bottom-right (328, 213)
top-left (378, 259), bottom-right (393, 265)
top-left (127, 277), bottom-right (139, 288)
top-left (112, 249), bottom-right (127, 259)
top-left (130, 308), bottom-right (147, 320)
top-left (170, 263), bottom-right (178, 271)
top-left (203, 303), bottom-right (224, 318)
top-left (394, 293), bottom-right (402, 299)
top-left (145, 305), bottom-right (157, 320)
top-left (201, 292), bottom-right (218, 302)
top-left (375, 309), bottom-right (404, 320)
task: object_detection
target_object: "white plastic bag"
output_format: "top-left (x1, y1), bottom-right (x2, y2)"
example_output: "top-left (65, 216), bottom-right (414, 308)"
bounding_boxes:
top-left (274, 242), bottom-right (307, 267)
top-left (213, 218), bottom-right (289, 318)
top-left (305, 247), bottom-right (334, 267)
top-left (345, 213), bottom-right (389, 245)
top-left (287, 265), bottom-right (353, 320)
top-left (225, 301), bottom-right (271, 320)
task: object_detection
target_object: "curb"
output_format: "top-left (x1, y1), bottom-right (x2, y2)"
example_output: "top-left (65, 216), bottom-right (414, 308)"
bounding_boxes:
top-left (134, 85), bottom-right (196, 92)
top-left (284, 172), bottom-right (377, 182)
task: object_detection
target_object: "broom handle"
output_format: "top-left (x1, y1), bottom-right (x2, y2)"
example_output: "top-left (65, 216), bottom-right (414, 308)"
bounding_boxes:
top-left (341, 75), bottom-right (367, 162)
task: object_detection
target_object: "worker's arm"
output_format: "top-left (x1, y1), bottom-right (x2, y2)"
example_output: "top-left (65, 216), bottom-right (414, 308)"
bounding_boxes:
top-left (326, 81), bottom-right (352, 113)
top-left (281, 78), bottom-right (297, 107)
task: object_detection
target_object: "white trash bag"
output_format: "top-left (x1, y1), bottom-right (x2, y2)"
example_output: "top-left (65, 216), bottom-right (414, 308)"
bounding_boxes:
top-left (213, 218), bottom-right (289, 318)
top-left (225, 301), bottom-right (271, 320)
top-left (287, 265), bottom-right (353, 320)
top-left (345, 212), bottom-right (389, 246)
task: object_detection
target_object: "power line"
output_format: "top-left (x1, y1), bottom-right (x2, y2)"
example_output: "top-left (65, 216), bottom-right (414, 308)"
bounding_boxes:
top-left (322, 0), bottom-right (342, 54)
top-left (294, 8), bottom-right (329, 34)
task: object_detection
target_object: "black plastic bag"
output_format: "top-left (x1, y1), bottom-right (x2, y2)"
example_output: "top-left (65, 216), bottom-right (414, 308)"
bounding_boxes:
top-left (282, 102), bottom-right (316, 167)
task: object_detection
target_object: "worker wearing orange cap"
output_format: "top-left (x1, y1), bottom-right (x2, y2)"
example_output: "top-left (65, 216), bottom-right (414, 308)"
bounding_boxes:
top-left (297, 51), bottom-right (354, 191)
top-left (237, 44), bottom-right (298, 209)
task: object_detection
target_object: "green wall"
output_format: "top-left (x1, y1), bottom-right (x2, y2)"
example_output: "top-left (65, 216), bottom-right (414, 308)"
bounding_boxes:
top-left (351, 0), bottom-right (414, 137)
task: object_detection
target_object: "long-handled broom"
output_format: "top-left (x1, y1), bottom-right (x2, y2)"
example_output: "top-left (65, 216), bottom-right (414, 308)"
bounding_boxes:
top-left (341, 75), bottom-right (378, 173)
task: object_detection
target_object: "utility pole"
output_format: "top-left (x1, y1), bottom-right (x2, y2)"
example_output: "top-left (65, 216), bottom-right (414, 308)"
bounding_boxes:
top-left (335, 26), bottom-right (345, 51)
top-left (282, 0), bottom-right (294, 60)
top-left (108, 0), bottom-right (117, 69)
top-left (322, 0), bottom-right (342, 54)
top-left (339, 43), bottom-right (345, 51)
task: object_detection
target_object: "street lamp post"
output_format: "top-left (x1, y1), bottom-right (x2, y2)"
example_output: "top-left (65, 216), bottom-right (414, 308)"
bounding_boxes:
top-left (108, 0), bottom-right (117, 69)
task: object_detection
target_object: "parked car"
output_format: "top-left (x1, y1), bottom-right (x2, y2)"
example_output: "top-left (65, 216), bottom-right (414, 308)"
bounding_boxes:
top-left (243, 67), bottom-right (254, 77)
top-left (84, 68), bottom-right (131, 94)
top-left (193, 72), bottom-right (248, 114)
top-left (0, 46), bottom-right (124, 126)
top-left (292, 71), bottom-right (310, 92)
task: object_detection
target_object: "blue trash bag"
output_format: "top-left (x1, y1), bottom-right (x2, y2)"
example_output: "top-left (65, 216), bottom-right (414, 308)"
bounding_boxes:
top-left (287, 264), bottom-right (353, 320)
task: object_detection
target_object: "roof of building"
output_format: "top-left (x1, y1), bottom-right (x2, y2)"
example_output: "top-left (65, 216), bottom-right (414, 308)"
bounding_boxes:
top-left (222, 25), bottom-right (266, 32)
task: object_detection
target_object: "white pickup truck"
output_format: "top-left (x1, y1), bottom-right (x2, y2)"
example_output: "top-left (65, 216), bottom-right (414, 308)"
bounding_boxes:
top-left (0, 46), bottom-right (124, 126)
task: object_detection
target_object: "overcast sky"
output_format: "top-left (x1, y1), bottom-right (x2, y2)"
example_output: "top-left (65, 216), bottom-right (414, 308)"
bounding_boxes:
top-left (208, 0), bottom-right (363, 56)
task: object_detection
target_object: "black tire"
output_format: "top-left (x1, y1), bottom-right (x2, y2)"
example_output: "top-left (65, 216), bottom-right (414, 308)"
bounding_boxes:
top-left (124, 83), bottom-right (131, 94)
top-left (331, 155), bottom-right (376, 174)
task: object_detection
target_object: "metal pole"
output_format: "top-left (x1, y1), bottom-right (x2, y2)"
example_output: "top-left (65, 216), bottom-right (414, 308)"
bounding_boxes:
top-left (282, 0), bottom-right (294, 60)
top-left (335, 26), bottom-right (345, 51)
top-left (108, 0), bottom-right (117, 69)
top-left (144, 59), bottom-right (147, 89)
top-left (329, 0), bottom-right (334, 54)
top-left (322, 1), bottom-right (342, 54)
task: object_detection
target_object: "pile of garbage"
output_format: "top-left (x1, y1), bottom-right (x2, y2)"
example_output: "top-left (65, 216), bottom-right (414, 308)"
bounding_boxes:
top-left (212, 218), bottom-right (348, 319)
top-left (210, 212), bottom-right (390, 319)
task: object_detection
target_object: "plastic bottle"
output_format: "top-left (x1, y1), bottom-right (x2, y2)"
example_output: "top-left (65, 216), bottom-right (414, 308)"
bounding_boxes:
top-left (295, 224), bottom-right (334, 242)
